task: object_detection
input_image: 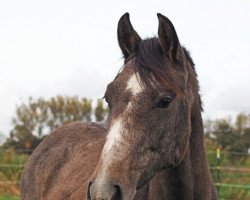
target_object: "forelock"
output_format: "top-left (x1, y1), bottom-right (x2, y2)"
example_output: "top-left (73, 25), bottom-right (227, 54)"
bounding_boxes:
top-left (125, 38), bottom-right (186, 94)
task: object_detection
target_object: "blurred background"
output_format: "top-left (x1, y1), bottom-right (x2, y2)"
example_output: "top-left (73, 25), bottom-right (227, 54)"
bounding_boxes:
top-left (0, 0), bottom-right (250, 199)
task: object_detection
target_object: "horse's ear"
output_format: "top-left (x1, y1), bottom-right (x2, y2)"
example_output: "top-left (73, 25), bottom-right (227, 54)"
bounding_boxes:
top-left (117, 13), bottom-right (141, 59)
top-left (157, 13), bottom-right (185, 64)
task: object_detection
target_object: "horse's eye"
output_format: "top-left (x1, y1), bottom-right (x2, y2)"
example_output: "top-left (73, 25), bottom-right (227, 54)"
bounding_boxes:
top-left (103, 94), bottom-right (110, 104)
top-left (104, 97), bottom-right (108, 103)
top-left (157, 96), bottom-right (172, 108)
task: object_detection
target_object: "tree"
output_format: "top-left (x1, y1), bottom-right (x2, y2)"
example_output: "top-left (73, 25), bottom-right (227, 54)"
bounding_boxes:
top-left (204, 119), bottom-right (214, 138)
top-left (242, 128), bottom-right (250, 150)
top-left (4, 96), bottom-right (108, 151)
top-left (205, 113), bottom-right (250, 156)
top-left (0, 132), bottom-right (6, 146)
top-left (235, 113), bottom-right (248, 135)
top-left (212, 118), bottom-right (239, 150)
top-left (95, 99), bottom-right (109, 122)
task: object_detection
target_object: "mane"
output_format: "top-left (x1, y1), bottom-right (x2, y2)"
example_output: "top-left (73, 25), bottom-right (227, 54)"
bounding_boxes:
top-left (182, 47), bottom-right (196, 73)
top-left (182, 46), bottom-right (203, 111)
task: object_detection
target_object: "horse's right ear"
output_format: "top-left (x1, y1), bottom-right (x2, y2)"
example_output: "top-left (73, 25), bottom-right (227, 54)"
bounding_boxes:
top-left (157, 13), bottom-right (185, 65)
top-left (117, 13), bottom-right (141, 59)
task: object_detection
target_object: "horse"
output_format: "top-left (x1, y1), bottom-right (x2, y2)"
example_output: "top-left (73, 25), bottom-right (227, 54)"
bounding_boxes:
top-left (20, 13), bottom-right (218, 200)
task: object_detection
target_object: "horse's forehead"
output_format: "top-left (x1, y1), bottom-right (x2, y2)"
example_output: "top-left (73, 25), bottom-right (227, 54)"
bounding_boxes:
top-left (126, 73), bottom-right (143, 95)
top-left (111, 63), bottom-right (144, 96)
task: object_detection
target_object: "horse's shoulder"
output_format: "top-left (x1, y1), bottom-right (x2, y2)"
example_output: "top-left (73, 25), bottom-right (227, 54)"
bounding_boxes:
top-left (29, 121), bottom-right (107, 163)
top-left (20, 122), bottom-right (107, 200)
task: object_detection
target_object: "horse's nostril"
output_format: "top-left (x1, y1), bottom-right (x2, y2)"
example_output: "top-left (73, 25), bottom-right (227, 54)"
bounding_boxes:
top-left (112, 185), bottom-right (122, 200)
top-left (87, 180), bottom-right (93, 200)
top-left (87, 179), bottom-right (122, 200)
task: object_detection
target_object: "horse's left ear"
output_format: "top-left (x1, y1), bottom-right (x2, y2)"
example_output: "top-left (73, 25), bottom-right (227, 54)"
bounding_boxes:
top-left (157, 13), bottom-right (185, 65)
top-left (117, 13), bottom-right (141, 59)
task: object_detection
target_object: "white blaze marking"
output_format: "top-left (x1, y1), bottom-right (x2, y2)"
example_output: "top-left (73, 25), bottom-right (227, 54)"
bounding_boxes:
top-left (126, 102), bottom-right (132, 112)
top-left (103, 118), bottom-right (123, 153)
top-left (99, 118), bottom-right (126, 179)
top-left (126, 73), bottom-right (143, 95)
top-left (100, 73), bottom-right (143, 173)
top-left (103, 73), bottom-right (142, 157)
top-left (99, 118), bottom-right (125, 179)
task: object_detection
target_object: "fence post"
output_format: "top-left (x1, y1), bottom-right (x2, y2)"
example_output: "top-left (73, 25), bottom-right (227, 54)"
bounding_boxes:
top-left (216, 147), bottom-right (221, 197)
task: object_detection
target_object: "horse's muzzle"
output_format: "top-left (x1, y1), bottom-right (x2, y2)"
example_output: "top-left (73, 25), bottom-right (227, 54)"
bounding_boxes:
top-left (87, 179), bottom-right (122, 200)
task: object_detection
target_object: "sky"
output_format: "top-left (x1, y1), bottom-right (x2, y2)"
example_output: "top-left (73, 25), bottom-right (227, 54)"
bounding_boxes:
top-left (0, 0), bottom-right (250, 137)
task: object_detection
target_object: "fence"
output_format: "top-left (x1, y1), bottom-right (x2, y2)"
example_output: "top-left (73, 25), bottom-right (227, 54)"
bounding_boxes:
top-left (0, 149), bottom-right (250, 199)
top-left (208, 149), bottom-right (250, 200)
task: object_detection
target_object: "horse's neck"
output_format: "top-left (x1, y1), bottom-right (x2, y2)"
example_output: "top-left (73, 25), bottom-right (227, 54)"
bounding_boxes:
top-left (148, 104), bottom-right (214, 200)
top-left (189, 105), bottom-right (213, 199)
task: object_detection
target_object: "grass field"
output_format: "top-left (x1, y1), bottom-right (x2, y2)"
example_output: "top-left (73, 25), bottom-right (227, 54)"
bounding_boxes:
top-left (0, 149), bottom-right (250, 199)
top-left (0, 195), bottom-right (19, 200)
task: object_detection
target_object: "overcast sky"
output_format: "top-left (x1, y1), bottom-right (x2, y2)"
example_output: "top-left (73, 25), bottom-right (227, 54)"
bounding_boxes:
top-left (0, 0), bottom-right (250, 137)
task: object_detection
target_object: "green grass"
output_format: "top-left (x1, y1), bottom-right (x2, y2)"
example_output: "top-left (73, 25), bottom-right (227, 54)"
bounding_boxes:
top-left (0, 195), bottom-right (19, 200)
top-left (218, 186), bottom-right (250, 200)
top-left (208, 151), bottom-right (250, 200)
top-left (0, 149), bottom-right (29, 196)
top-left (0, 148), bottom-right (250, 199)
